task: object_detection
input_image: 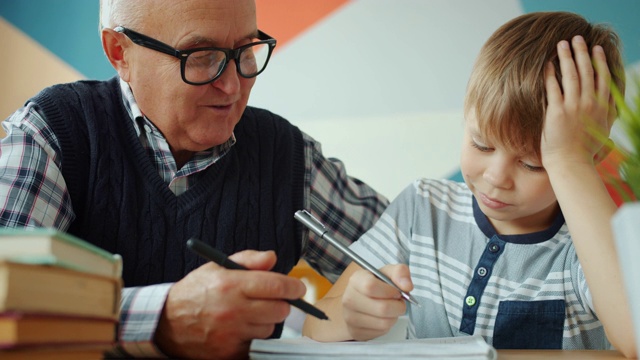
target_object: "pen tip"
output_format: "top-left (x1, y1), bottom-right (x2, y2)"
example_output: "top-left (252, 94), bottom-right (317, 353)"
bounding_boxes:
top-left (403, 293), bottom-right (421, 307)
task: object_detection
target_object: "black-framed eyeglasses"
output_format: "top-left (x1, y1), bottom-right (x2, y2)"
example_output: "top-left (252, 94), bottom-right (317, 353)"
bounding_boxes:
top-left (114, 26), bottom-right (277, 85)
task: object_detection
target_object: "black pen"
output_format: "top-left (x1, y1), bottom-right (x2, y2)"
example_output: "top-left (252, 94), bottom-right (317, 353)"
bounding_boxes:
top-left (186, 238), bottom-right (329, 321)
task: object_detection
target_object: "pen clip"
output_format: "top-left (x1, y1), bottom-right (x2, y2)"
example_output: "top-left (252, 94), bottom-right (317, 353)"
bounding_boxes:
top-left (301, 210), bottom-right (324, 229)
top-left (294, 210), bottom-right (328, 238)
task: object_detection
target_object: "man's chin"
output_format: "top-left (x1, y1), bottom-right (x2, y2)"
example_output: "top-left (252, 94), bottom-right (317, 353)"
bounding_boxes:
top-left (192, 134), bottom-right (233, 151)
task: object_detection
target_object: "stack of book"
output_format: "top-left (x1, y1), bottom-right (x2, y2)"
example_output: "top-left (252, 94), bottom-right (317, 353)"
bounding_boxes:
top-left (0, 228), bottom-right (122, 360)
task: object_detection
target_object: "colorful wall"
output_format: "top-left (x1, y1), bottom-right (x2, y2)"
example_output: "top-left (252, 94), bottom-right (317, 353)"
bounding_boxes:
top-left (1, 0), bottom-right (639, 200)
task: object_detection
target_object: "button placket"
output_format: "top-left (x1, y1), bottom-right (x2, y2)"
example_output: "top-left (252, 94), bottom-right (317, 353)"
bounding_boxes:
top-left (459, 236), bottom-right (506, 335)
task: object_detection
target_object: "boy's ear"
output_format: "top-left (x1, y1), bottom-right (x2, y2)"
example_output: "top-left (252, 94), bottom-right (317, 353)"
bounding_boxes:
top-left (101, 28), bottom-right (131, 82)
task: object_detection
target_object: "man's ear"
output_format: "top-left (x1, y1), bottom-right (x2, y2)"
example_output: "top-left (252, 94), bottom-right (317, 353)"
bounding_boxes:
top-left (101, 28), bottom-right (131, 81)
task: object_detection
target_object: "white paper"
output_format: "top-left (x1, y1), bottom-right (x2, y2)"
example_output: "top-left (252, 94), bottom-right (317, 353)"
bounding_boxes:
top-left (250, 334), bottom-right (497, 360)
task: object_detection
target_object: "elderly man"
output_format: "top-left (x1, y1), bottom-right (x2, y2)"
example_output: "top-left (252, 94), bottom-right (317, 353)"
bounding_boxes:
top-left (0, 0), bottom-right (388, 358)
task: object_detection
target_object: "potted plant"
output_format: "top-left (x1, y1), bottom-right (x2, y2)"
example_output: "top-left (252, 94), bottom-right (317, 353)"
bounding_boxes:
top-left (610, 74), bottom-right (640, 354)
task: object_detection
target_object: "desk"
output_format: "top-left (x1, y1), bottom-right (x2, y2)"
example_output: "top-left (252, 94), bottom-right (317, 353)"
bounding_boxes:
top-left (498, 350), bottom-right (626, 359)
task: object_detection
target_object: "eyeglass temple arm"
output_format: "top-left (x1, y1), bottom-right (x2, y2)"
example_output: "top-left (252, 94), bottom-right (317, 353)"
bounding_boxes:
top-left (114, 26), bottom-right (181, 58)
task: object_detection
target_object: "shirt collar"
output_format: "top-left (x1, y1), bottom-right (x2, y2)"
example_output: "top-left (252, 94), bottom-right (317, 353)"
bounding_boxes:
top-left (472, 196), bottom-right (565, 244)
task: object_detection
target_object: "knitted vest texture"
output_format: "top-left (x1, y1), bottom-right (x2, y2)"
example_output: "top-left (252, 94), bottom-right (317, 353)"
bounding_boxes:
top-left (30, 78), bottom-right (306, 287)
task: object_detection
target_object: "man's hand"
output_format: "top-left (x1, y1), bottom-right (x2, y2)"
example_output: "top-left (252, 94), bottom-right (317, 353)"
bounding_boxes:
top-left (342, 264), bottom-right (412, 341)
top-left (154, 250), bottom-right (306, 360)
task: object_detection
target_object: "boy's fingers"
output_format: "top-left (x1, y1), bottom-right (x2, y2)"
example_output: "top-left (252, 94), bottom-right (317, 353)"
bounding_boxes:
top-left (384, 264), bottom-right (413, 292)
top-left (592, 45), bottom-right (612, 104)
top-left (353, 265), bottom-right (413, 300)
top-left (557, 39), bottom-right (579, 105)
top-left (545, 61), bottom-right (562, 105)
top-left (571, 35), bottom-right (595, 101)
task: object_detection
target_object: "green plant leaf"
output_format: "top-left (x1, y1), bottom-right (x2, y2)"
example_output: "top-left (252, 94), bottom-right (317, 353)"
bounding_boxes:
top-left (612, 75), bottom-right (640, 200)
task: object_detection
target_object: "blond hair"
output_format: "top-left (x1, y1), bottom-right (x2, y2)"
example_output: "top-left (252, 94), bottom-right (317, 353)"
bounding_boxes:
top-left (464, 11), bottom-right (625, 158)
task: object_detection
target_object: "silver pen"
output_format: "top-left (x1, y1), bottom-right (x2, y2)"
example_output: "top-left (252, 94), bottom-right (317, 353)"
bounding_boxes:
top-left (294, 209), bottom-right (420, 306)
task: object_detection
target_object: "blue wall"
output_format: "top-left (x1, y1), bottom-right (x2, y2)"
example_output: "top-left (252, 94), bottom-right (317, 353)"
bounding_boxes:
top-left (0, 1), bottom-right (114, 79)
top-left (1, 0), bottom-right (638, 80)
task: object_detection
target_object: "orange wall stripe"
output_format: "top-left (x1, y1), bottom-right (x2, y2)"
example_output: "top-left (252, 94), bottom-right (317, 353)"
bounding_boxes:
top-left (256, 0), bottom-right (350, 51)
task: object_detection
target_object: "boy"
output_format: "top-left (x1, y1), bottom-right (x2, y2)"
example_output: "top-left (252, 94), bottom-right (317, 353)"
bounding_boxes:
top-left (303, 12), bottom-right (635, 357)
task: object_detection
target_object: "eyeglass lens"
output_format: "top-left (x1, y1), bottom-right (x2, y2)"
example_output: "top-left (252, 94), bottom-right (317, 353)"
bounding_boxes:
top-left (184, 42), bottom-right (271, 84)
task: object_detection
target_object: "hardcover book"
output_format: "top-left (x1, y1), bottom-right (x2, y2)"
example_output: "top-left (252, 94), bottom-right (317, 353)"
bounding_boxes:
top-left (0, 344), bottom-right (109, 360)
top-left (0, 312), bottom-right (116, 349)
top-left (0, 261), bottom-right (121, 320)
top-left (0, 228), bottom-right (122, 279)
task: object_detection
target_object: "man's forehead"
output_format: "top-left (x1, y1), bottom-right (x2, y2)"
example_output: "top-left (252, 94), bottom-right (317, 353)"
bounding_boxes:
top-left (146, 0), bottom-right (257, 42)
top-left (149, 0), bottom-right (257, 27)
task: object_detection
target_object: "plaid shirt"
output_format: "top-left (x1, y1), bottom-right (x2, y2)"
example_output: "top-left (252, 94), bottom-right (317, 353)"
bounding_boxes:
top-left (0, 79), bottom-right (388, 357)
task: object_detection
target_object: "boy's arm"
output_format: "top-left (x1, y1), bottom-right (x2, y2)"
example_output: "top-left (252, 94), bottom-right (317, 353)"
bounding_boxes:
top-left (302, 262), bottom-right (412, 342)
top-left (302, 262), bottom-right (357, 341)
top-left (542, 36), bottom-right (636, 358)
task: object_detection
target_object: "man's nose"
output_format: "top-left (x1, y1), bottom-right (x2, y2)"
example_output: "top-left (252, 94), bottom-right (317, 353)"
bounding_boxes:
top-left (211, 60), bottom-right (241, 94)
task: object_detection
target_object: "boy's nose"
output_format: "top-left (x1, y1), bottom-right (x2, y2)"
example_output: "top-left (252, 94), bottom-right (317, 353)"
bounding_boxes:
top-left (483, 159), bottom-right (514, 190)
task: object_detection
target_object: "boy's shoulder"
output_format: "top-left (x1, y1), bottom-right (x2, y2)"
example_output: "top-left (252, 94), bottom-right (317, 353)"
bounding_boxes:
top-left (393, 178), bottom-right (474, 218)
top-left (408, 178), bottom-right (471, 198)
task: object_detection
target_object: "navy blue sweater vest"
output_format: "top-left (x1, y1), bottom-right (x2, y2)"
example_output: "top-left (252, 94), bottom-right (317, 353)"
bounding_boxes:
top-left (30, 77), bottom-right (306, 287)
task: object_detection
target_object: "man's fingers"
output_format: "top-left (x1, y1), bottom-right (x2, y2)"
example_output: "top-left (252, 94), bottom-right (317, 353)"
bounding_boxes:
top-left (244, 298), bottom-right (292, 325)
top-left (244, 323), bottom-right (278, 340)
top-left (229, 249), bottom-right (277, 271)
top-left (237, 270), bottom-right (307, 300)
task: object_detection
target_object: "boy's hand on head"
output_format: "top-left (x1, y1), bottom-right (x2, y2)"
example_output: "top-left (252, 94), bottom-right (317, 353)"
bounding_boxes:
top-left (542, 35), bottom-right (614, 169)
top-left (342, 264), bottom-right (412, 341)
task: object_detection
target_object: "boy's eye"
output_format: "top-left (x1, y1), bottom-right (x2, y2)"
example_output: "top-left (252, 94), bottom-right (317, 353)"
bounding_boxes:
top-left (521, 162), bottom-right (545, 172)
top-left (471, 141), bottom-right (492, 152)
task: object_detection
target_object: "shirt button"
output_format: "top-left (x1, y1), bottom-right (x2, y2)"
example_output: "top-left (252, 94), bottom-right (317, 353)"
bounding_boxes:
top-left (477, 267), bottom-right (487, 277)
top-left (465, 296), bottom-right (476, 307)
top-left (488, 243), bottom-right (500, 253)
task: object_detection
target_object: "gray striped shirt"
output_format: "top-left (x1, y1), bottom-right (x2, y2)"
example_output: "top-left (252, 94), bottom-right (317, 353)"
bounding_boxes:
top-left (350, 178), bottom-right (609, 350)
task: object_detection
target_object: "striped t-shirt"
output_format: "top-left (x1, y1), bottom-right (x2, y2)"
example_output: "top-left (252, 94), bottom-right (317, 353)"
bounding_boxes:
top-left (349, 178), bottom-right (609, 350)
